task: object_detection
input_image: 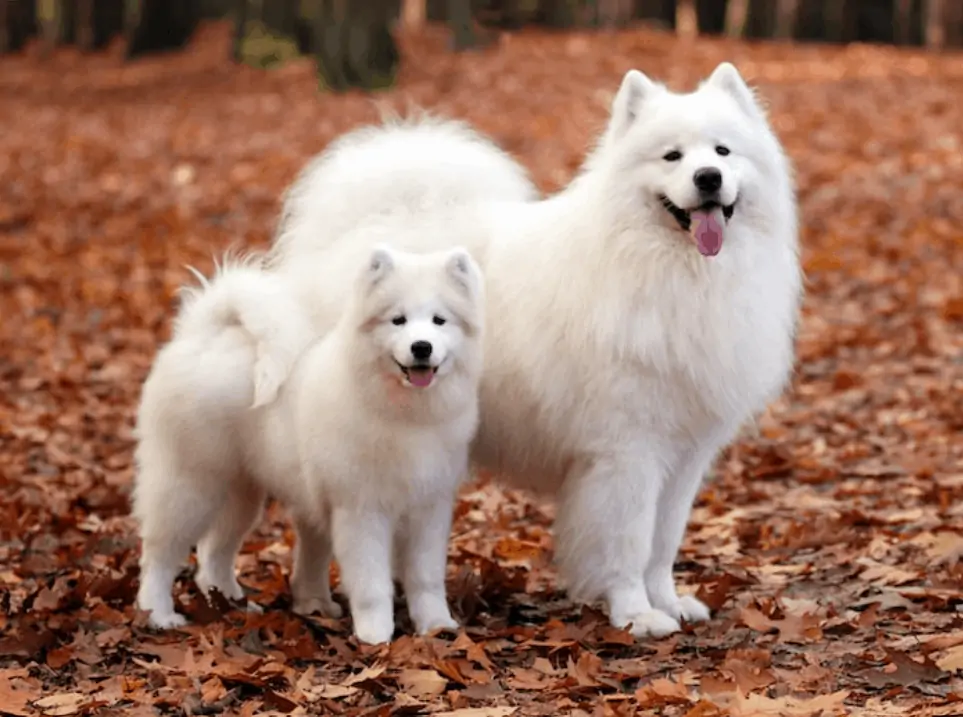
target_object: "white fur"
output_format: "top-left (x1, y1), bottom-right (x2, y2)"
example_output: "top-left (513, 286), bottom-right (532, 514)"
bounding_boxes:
top-left (133, 246), bottom-right (485, 644)
top-left (265, 63), bottom-right (803, 638)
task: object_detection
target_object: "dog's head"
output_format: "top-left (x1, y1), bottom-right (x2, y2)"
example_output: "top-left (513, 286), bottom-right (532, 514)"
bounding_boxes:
top-left (599, 62), bottom-right (790, 257)
top-left (351, 243), bottom-right (485, 390)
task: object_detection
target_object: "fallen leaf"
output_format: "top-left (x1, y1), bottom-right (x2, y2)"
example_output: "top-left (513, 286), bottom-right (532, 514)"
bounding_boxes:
top-left (32, 692), bottom-right (90, 716)
top-left (397, 668), bottom-right (448, 698)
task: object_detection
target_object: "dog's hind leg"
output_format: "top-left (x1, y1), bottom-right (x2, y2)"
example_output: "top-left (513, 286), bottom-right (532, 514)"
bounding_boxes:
top-left (136, 474), bottom-right (223, 629)
top-left (195, 480), bottom-right (265, 608)
top-left (290, 512), bottom-right (342, 618)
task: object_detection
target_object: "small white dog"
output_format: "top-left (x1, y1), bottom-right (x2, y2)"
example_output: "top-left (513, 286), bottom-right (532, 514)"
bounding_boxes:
top-left (266, 63), bottom-right (803, 638)
top-left (133, 245), bottom-right (485, 644)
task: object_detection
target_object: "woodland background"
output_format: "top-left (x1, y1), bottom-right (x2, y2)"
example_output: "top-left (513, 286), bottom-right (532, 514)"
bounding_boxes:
top-left (1, 1), bottom-right (963, 716)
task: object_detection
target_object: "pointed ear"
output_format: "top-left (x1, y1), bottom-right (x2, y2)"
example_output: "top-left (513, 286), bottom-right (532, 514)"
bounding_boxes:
top-left (444, 247), bottom-right (481, 298)
top-left (609, 69), bottom-right (658, 138)
top-left (361, 243), bottom-right (394, 292)
top-left (704, 62), bottom-right (763, 119)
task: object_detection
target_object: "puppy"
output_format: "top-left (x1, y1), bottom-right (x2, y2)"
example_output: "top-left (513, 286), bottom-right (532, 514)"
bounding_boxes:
top-left (133, 245), bottom-right (485, 644)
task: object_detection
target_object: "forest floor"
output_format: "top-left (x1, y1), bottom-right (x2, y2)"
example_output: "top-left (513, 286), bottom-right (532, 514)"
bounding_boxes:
top-left (1, 20), bottom-right (962, 717)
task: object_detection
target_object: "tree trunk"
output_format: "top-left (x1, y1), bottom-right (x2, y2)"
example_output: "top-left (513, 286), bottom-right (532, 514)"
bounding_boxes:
top-left (538, 0), bottom-right (575, 28)
top-left (823, 0), bottom-right (846, 42)
top-left (448, 0), bottom-right (473, 50)
top-left (0, 0), bottom-right (10, 53)
top-left (401, 0), bottom-right (425, 28)
top-left (892, 0), bottom-right (912, 44)
top-left (314, 0), bottom-right (399, 91)
top-left (773, 0), bottom-right (799, 39)
top-left (77, 0), bottom-right (94, 50)
top-left (4, 0), bottom-right (39, 53)
top-left (233, 0), bottom-right (248, 60)
top-left (598, 0), bottom-right (632, 27)
top-left (38, 0), bottom-right (61, 56)
top-left (675, 0), bottom-right (697, 38)
top-left (724, 0), bottom-right (748, 38)
top-left (263, 0), bottom-right (297, 36)
top-left (125, 0), bottom-right (199, 58)
top-left (947, 0), bottom-right (963, 46)
top-left (924, 0), bottom-right (945, 48)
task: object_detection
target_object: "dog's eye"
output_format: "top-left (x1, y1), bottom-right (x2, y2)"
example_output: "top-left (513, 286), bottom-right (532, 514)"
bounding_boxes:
top-left (663, 150), bottom-right (683, 162)
top-left (391, 315), bottom-right (407, 326)
top-left (715, 145), bottom-right (731, 156)
top-left (432, 316), bottom-right (447, 326)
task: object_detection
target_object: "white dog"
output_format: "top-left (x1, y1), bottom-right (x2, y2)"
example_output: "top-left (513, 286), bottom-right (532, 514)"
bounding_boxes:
top-left (133, 245), bottom-right (486, 645)
top-left (265, 63), bottom-right (803, 638)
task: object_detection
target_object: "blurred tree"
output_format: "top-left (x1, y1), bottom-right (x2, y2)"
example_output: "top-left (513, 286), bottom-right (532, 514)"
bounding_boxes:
top-left (893, 0), bottom-right (913, 44)
top-left (773, 0), bottom-right (799, 39)
top-left (126, 0), bottom-right (199, 58)
top-left (675, 0), bottom-right (697, 37)
top-left (448, 0), bottom-right (475, 49)
top-left (539, 0), bottom-right (576, 28)
top-left (823, 0), bottom-right (847, 41)
top-left (724, 0), bottom-right (749, 37)
top-left (5, 0), bottom-right (963, 58)
top-left (77, 0), bottom-right (93, 49)
top-left (37, 0), bottom-right (60, 56)
top-left (924, 0), bottom-right (944, 48)
top-left (596, 0), bottom-right (634, 27)
top-left (948, 1), bottom-right (963, 46)
top-left (402, 0), bottom-right (427, 28)
top-left (312, 0), bottom-right (400, 90)
top-left (232, 0), bottom-right (248, 60)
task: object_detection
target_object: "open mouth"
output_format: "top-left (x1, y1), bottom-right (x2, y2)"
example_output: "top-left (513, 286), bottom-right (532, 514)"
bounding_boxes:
top-left (394, 360), bottom-right (438, 388)
top-left (659, 196), bottom-right (736, 257)
top-left (659, 196), bottom-right (735, 232)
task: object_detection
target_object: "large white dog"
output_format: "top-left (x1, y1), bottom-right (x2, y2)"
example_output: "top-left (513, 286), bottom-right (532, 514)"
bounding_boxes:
top-left (266, 63), bottom-right (803, 638)
top-left (133, 245), bottom-right (486, 644)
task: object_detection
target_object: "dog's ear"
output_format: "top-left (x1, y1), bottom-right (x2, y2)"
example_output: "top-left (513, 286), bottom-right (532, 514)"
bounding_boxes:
top-left (362, 243), bottom-right (395, 291)
top-left (704, 62), bottom-right (763, 120)
top-left (609, 69), bottom-right (657, 139)
top-left (444, 247), bottom-right (482, 298)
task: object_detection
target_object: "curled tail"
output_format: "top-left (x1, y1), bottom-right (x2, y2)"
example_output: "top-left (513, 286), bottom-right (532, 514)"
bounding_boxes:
top-left (175, 255), bottom-right (313, 408)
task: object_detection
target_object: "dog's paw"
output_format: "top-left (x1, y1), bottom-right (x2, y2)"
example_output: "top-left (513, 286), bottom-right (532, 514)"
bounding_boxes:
top-left (352, 609), bottom-right (395, 645)
top-left (148, 610), bottom-right (188, 630)
top-left (617, 609), bottom-right (681, 639)
top-left (293, 595), bottom-right (344, 619)
top-left (415, 613), bottom-right (459, 636)
top-left (662, 595), bottom-right (711, 624)
top-left (196, 572), bottom-right (245, 603)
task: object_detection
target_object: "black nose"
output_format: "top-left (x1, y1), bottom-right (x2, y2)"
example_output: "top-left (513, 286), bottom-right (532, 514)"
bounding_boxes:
top-left (693, 167), bottom-right (723, 193)
top-left (411, 340), bottom-right (433, 361)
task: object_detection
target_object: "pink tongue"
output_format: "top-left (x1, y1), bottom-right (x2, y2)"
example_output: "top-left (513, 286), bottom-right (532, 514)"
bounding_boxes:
top-left (690, 209), bottom-right (725, 257)
top-left (408, 368), bottom-right (434, 388)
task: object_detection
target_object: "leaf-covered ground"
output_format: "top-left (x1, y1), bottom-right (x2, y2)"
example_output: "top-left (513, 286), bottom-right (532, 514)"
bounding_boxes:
top-left (2, 21), bottom-right (962, 717)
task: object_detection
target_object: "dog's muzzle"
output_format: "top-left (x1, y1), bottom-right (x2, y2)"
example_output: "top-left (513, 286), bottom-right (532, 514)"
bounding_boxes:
top-left (659, 195), bottom-right (735, 231)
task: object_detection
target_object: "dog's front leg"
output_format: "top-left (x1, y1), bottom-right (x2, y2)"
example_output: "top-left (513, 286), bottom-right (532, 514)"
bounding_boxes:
top-left (554, 451), bottom-right (681, 639)
top-left (398, 490), bottom-right (459, 636)
top-left (644, 442), bottom-right (720, 624)
top-left (331, 507), bottom-right (395, 645)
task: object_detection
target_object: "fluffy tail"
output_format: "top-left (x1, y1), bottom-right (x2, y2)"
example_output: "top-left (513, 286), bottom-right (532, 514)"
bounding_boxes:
top-left (175, 255), bottom-right (314, 408)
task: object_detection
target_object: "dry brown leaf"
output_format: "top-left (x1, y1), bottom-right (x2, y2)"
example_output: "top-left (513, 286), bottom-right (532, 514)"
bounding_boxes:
top-left (397, 668), bottom-right (448, 698)
top-left (32, 692), bottom-right (91, 717)
top-left (732, 690), bottom-right (850, 716)
top-left (434, 708), bottom-right (516, 717)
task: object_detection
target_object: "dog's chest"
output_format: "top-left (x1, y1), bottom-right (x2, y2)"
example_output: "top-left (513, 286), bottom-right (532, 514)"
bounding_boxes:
top-left (626, 251), bottom-right (798, 425)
